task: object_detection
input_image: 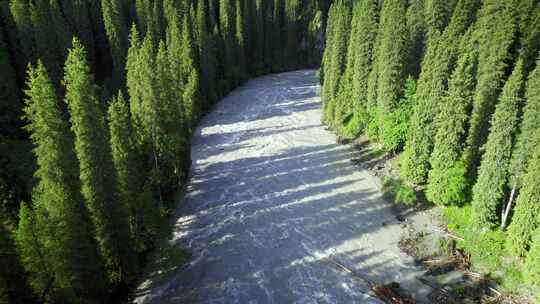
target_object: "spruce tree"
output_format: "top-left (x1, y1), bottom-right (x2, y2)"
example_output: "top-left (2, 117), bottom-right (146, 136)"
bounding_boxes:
top-left (197, 0), bottom-right (217, 108)
top-left (471, 59), bottom-right (524, 228)
top-left (272, 0), bottom-right (284, 71)
top-left (405, 0), bottom-right (426, 78)
top-left (523, 226), bottom-right (540, 288)
top-left (0, 25), bottom-right (21, 136)
top-left (351, 0), bottom-right (379, 129)
top-left (375, 0), bottom-right (408, 143)
top-left (332, 1), bottom-right (361, 133)
top-left (254, 0), bottom-right (265, 74)
top-left (180, 15), bottom-right (201, 128)
top-left (235, 0), bottom-right (247, 81)
top-left (506, 133), bottom-right (540, 256)
top-left (285, 0), bottom-right (299, 68)
top-left (108, 92), bottom-right (163, 252)
top-left (463, 0), bottom-right (519, 179)
top-left (63, 38), bottom-right (137, 283)
top-left (426, 30), bottom-right (478, 205)
top-left (321, 1), bottom-right (350, 124)
top-left (402, 0), bottom-right (480, 184)
top-left (507, 55), bottom-right (540, 214)
top-left (1, 203), bottom-right (36, 304)
top-left (9, 0), bottom-right (34, 64)
top-left (21, 61), bottom-right (106, 302)
top-left (101, 0), bottom-right (128, 88)
top-left (220, 0), bottom-right (236, 87)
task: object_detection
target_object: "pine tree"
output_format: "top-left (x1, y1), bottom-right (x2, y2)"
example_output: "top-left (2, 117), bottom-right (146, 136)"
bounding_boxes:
top-left (9, 0), bottom-right (34, 64)
top-left (108, 92), bottom-right (163, 252)
top-left (220, 0), bottom-right (236, 87)
top-left (471, 59), bottom-right (524, 228)
top-left (0, 25), bottom-right (21, 137)
top-left (351, 0), bottom-right (379, 129)
top-left (375, 0), bottom-right (408, 144)
top-left (63, 38), bottom-right (137, 283)
top-left (180, 15), bottom-right (201, 128)
top-left (463, 0), bottom-right (519, 179)
top-left (285, 0), bottom-right (299, 68)
top-left (21, 61), bottom-right (106, 302)
top-left (254, 0), bottom-right (265, 74)
top-left (197, 0), bottom-right (218, 108)
top-left (523, 226), bottom-right (540, 288)
top-left (235, 0), bottom-right (247, 81)
top-left (506, 133), bottom-right (540, 256)
top-left (507, 55), bottom-right (540, 214)
top-left (402, 0), bottom-right (480, 184)
top-left (14, 203), bottom-right (52, 301)
top-left (405, 0), bottom-right (426, 78)
top-left (321, 1), bottom-right (350, 124)
top-left (101, 0), bottom-right (128, 88)
top-left (426, 31), bottom-right (478, 205)
top-left (424, 0), bottom-right (455, 37)
top-left (1, 203), bottom-right (36, 304)
top-left (272, 0), bottom-right (284, 71)
top-left (332, 1), bottom-right (361, 134)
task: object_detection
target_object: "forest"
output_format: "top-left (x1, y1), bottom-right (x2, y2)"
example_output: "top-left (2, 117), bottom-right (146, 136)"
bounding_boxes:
top-left (0, 0), bottom-right (329, 302)
top-left (321, 0), bottom-right (540, 300)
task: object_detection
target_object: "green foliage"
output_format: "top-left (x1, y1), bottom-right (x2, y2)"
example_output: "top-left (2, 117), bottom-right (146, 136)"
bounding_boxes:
top-left (401, 0), bottom-right (480, 184)
top-left (63, 38), bottom-right (137, 283)
top-left (425, 32), bottom-right (478, 204)
top-left (426, 161), bottom-right (468, 205)
top-left (463, 0), bottom-right (519, 179)
top-left (471, 59), bottom-right (524, 228)
top-left (508, 55), bottom-right (540, 192)
top-left (101, 0), bottom-right (128, 88)
top-left (524, 228), bottom-right (540, 288)
top-left (382, 177), bottom-right (416, 206)
top-left (443, 206), bottom-right (506, 272)
top-left (380, 77), bottom-right (415, 152)
top-left (375, 0), bottom-right (408, 139)
top-left (506, 141), bottom-right (540, 257)
top-left (321, 0), bottom-right (350, 124)
top-left (21, 61), bottom-right (107, 302)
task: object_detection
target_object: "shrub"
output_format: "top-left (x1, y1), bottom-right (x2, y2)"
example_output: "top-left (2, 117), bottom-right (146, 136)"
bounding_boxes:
top-left (382, 176), bottom-right (417, 206)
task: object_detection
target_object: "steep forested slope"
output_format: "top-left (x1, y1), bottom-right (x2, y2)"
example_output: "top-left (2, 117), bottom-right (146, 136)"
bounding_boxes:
top-left (321, 0), bottom-right (540, 298)
top-left (0, 0), bottom-right (331, 302)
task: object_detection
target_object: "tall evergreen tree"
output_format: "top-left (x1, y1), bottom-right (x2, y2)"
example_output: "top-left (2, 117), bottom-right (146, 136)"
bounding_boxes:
top-left (462, 0), bottom-right (519, 179)
top-left (351, 0), bottom-right (379, 129)
top-left (235, 0), bottom-right (247, 81)
top-left (20, 61), bottom-right (106, 302)
top-left (506, 131), bottom-right (540, 256)
top-left (220, 0), bottom-right (236, 87)
top-left (332, 1), bottom-right (362, 133)
top-left (506, 55), bottom-right (540, 220)
top-left (523, 225), bottom-right (540, 288)
top-left (321, 1), bottom-right (350, 124)
top-left (426, 30), bottom-right (478, 205)
top-left (101, 0), bottom-right (128, 88)
top-left (180, 15), bottom-right (201, 128)
top-left (402, 0), bottom-right (480, 184)
top-left (108, 92), bottom-right (163, 252)
top-left (471, 59), bottom-right (524, 228)
top-left (272, 0), bottom-right (284, 71)
top-left (63, 38), bottom-right (137, 283)
top-left (0, 25), bottom-right (21, 137)
top-left (375, 0), bottom-right (408, 143)
top-left (9, 0), bottom-right (34, 64)
top-left (197, 0), bottom-right (218, 108)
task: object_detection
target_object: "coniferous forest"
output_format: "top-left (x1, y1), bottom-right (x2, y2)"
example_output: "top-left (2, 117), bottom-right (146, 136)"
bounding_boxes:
top-left (3, 0), bottom-right (540, 302)
top-left (321, 0), bottom-right (540, 299)
top-left (0, 0), bottom-right (329, 302)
